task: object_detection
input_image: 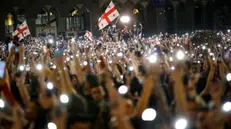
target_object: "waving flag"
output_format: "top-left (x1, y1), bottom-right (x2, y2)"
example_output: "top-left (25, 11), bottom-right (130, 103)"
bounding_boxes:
top-left (12, 21), bottom-right (30, 41)
top-left (98, 1), bottom-right (120, 30)
top-left (85, 30), bottom-right (93, 41)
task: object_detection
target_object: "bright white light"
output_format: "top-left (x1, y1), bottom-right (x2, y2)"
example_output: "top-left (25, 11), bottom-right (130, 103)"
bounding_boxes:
top-left (47, 122), bottom-right (57, 129)
top-left (129, 66), bottom-right (134, 71)
top-left (33, 52), bottom-right (38, 55)
top-left (52, 65), bottom-right (56, 69)
top-left (118, 85), bottom-right (128, 94)
top-left (70, 55), bottom-right (73, 59)
top-left (36, 64), bottom-right (43, 71)
top-left (109, 60), bottom-right (113, 64)
top-left (171, 66), bottom-right (175, 70)
top-left (71, 38), bottom-right (75, 42)
top-left (226, 73), bottom-right (231, 81)
top-left (60, 94), bottom-right (69, 104)
top-left (66, 57), bottom-right (70, 61)
top-left (19, 65), bottom-right (24, 71)
top-left (197, 61), bottom-right (200, 64)
top-left (148, 54), bottom-right (157, 63)
top-left (213, 57), bottom-right (216, 61)
top-left (83, 61), bottom-right (88, 66)
top-left (141, 108), bottom-right (157, 121)
top-left (117, 52), bottom-right (123, 57)
top-left (175, 118), bottom-right (188, 129)
top-left (169, 57), bottom-right (173, 62)
top-left (120, 15), bottom-right (130, 23)
top-left (176, 50), bottom-right (185, 60)
top-left (228, 29), bottom-right (230, 33)
top-left (47, 82), bottom-right (54, 90)
top-left (26, 66), bottom-right (30, 71)
top-left (202, 46), bottom-right (206, 50)
top-left (218, 44), bottom-right (221, 47)
top-left (0, 99), bottom-right (5, 108)
top-left (120, 75), bottom-right (124, 79)
top-left (222, 102), bottom-right (231, 112)
top-left (48, 39), bottom-right (54, 44)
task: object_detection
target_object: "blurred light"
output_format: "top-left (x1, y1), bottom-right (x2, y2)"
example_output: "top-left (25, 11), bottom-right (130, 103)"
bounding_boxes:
top-left (213, 57), bottom-right (216, 61)
top-left (120, 75), bottom-right (123, 79)
top-left (176, 50), bottom-right (185, 60)
top-left (117, 52), bottom-right (123, 57)
top-left (36, 64), bottom-right (43, 71)
top-left (52, 65), bottom-right (56, 69)
top-left (60, 94), bottom-right (69, 104)
top-left (71, 38), bottom-right (75, 42)
top-left (26, 66), bottom-right (30, 71)
top-left (48, 39), bottom-right (54, 44)
top-left (141, 108), bottom-right (157, 121)
top-left (222, 102), bottom-right (231, 112)
top-left (171, 66), bottom-right (175, 70)
top-left (129, 66), bottom-right (134, 71)
top-left (175, 118), bottom-right (188, 129)
top-left (47, 122), bottom-right (57, 129)
top-left (202, 46), bottom-right (206, 50)
top-left (0, 99), bottom-right (5, 108)
top-left (109, 60), bottom-right (112, 64)
top-left (226, 73), bottom-right (231, 81)
top-left (169, 57), bottom-right (173, 62)
top-left (120, 15), bottom-right (130, 23)
top-left (66, 57), bottom-right (70, 61)
top-left (118, 85), bottom-right (128, 94)
top-left (47, 82), bottom-right (54, 90)
top-left (228, 29), bottom-right (230, 33)
top-left (148, 54), bottom-right (157, 63)
top-left (19, 65), bottom-right (24, 71)
top-left (83, 61), bottom-right (88, 66)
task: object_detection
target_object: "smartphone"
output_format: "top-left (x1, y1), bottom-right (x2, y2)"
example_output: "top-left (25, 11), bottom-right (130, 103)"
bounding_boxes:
top-left (8, 42), bottom-right (13, 52)
top-left (15, 48), bottom-right (19, 53)
top-left (55, 48), bottom-right (64, 59)
top-left (90, 62), bottom-right (94, 68)
top-left (0, 61), bottom-right (6, 78)
top-left (55, 106), bottom-right (62, 118)
top-left (217, 55), bottom-right (221, 63)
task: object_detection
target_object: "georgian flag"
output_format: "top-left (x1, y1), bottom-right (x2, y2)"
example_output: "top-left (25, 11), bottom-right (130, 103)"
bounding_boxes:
top-left (98, 1), bottom-right (120, 30)
top-left (12, 21), bottom-right (31, 41)
top-left (85, 30), bottom-right (93, 41)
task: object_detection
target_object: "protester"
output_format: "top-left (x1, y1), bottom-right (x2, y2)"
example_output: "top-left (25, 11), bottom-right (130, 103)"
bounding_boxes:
top-left (0, 29), bottom-right (231, 129)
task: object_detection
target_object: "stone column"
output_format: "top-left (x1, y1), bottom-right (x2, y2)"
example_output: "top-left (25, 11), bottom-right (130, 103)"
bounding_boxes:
top-left (27, 19), bottom-right (36, 37)
top-left (202, 0), bottom-right (208, 29)
top-left (57, 17), bottom-right (66, 34)
top-left (141, 1), bottom-right (148, 33)
top-left (0, 12), bottom-right (5, 41)
top-left (172, 1), bottom-right (179, 33)
top-left (90, 2), bottom-right (100, 36)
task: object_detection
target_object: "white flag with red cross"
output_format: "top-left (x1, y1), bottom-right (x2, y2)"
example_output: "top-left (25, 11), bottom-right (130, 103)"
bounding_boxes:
top-left (98, 1), bottom-right (120, 30)
top-left (85, 30), bottom-right (93, 41)
top-left (12, 21), bottom-right (31, 41)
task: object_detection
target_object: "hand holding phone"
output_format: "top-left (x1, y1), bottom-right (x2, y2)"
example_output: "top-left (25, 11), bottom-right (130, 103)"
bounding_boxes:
top-left (0, 61), bottom-right (6, 78)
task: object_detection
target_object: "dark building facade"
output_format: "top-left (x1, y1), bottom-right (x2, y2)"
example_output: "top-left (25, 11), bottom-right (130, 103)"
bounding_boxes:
top-left (0, 0), bottom-right (228, 40)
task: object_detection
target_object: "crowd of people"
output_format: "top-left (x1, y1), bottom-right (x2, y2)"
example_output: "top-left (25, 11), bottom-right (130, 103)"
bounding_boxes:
top-left (0, 29), bottom-right (231, 129)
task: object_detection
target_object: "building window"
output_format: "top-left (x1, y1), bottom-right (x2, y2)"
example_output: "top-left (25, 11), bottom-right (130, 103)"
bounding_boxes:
top-left (66, 8), bottom-right (85, 31)
top-left (17, 9), bottom-right (26, 26)
top-left (36, 8), bottom-right (57, 37)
